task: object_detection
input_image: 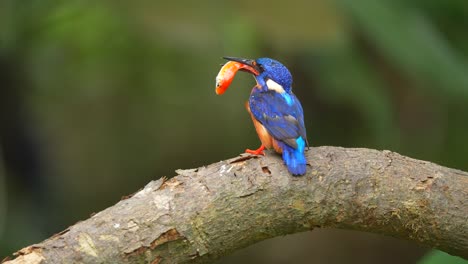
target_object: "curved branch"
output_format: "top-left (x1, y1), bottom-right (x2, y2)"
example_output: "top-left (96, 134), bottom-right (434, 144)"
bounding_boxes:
top-left (4, 147), bottom-right (468, 263)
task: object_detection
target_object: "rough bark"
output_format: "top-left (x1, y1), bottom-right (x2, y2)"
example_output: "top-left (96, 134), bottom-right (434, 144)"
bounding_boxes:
top-left (4, 147), bottom-right (468, 263)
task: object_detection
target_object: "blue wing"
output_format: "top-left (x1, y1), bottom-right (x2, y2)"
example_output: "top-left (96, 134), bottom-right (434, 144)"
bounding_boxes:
top-left (249, 90), bottom-right (307, 149)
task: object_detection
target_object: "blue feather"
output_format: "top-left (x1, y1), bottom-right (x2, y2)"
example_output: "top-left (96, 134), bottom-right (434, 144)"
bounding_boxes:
top-left (281, 93), bottom-right (293, 106)
top-left (280, 137), bottom-right (307, 175)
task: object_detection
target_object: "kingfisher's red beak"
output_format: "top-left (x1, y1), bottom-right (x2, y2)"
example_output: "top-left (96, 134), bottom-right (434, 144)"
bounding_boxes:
top-left (223, 56), bottom-right (260, 75)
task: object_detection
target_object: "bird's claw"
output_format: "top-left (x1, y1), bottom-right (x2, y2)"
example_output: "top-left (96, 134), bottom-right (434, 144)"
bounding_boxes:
top-left (245, 145), bottom-right (266, 156)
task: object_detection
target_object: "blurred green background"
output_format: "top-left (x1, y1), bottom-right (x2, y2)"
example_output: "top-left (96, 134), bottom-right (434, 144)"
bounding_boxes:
top-left (0, 0), bottom-right (467, 263)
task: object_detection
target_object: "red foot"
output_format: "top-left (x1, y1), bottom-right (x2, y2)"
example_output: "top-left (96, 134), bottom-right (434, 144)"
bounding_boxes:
top-left (245, 145), bottom-right (266, 156)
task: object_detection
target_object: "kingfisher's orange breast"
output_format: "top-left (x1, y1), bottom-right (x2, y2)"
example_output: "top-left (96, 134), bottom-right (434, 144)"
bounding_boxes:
top-left (245, 101), bottom-right (283, 154)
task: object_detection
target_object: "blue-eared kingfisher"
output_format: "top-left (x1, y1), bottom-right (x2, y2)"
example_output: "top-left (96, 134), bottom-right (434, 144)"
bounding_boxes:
top-left (215, 57), bottom-right (308, 176)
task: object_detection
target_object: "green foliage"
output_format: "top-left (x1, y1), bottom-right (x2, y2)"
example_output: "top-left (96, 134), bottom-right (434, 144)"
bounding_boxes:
top-left (338, 0), bottom-right (468, 98)
top-left (418, 250), bottom-right (467, 264)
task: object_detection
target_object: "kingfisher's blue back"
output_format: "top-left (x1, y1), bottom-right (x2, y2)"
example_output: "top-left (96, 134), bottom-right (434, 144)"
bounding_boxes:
top-left (248, 58), bottom-right (308, 175)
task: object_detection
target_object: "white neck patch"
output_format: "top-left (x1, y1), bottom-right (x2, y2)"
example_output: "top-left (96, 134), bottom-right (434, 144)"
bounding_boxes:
top-left (266, 79), bottom-right (285, 93)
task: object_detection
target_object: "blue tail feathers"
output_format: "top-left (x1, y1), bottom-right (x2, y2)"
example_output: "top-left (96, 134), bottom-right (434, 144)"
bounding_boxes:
top-left (281, 137), bottom-right (307, 176)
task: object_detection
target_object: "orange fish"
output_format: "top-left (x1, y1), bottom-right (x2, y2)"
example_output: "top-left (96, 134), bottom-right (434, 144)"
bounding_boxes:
top-left (215, 60), bottom-right (259, 95)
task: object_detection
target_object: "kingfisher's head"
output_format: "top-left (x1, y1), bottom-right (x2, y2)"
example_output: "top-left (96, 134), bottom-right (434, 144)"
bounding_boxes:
top-left (223, 57), bottom-right (293, 93)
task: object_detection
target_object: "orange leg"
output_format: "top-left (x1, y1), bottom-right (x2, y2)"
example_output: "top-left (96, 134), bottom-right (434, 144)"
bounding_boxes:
top-left (245, 145), bottom-right (265, 156)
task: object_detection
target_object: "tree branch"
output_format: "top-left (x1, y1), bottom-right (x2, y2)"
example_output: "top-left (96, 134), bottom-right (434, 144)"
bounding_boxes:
top-left (4, 147), bottom-right (468, 263)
